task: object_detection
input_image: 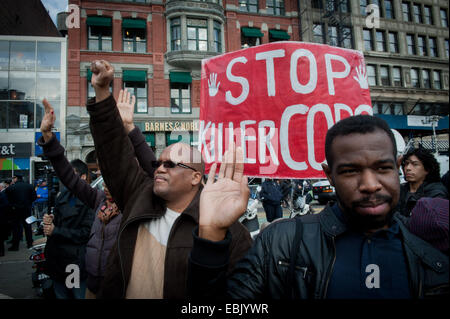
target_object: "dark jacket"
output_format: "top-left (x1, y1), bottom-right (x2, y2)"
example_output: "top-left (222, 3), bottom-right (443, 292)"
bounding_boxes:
top-left (38, 126), bottom-right (155, 293)
top-left (188, 205), bottom-right (449, 299)
top-left (260, 180), bottom-right (283, 205)
top-left (44, 186), bottom-right (95, 283)
top-left (87, 95), bottom-right (253, 299)
top-left (5, 181), bottom-right (36, 218)
top-left (398, 181), bottom-right (448, 216)
top-left (0, 190), bottom-right (10, 240)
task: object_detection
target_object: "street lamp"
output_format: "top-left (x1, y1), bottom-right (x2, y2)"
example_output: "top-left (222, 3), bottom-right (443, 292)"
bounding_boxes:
top-left (421, 115), bottom-right (442, 157)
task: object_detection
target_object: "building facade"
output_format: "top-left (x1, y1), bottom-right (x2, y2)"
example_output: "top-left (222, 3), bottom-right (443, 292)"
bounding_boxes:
top-left (0, 0), bottom-right (66, 183)
top-left (66, 0), bottom-right (448, 171)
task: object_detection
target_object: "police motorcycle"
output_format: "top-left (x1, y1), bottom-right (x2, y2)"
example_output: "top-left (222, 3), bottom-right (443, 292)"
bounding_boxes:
top-left (239, 182), bottom-right (262, 239)
top-left (288, 180), bottom-right (313, 218)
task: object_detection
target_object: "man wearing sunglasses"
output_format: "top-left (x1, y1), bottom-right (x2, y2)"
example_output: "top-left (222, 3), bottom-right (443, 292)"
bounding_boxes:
top-left (86, 60), bottom-right (252, 299)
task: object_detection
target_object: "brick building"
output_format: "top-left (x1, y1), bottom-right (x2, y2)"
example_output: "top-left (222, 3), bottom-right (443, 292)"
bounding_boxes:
top-left (64, 0), bottom-right (448, 174)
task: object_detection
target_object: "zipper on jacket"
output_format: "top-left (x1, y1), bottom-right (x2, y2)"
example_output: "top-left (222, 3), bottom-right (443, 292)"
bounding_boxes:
top-left (278, 260), bottom-right (309, 279)
top-left (322, 236), bottom-right (336, 298)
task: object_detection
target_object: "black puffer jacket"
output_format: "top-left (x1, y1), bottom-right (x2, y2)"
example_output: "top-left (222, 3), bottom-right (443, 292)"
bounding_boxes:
top-left (188, 205), bottom-right (449, 299)
top-left (398, 181), bottom-right (448, 216)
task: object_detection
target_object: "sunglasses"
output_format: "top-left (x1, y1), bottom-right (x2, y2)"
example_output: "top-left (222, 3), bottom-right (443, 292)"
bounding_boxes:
top-left (151, 160), bottom-right (197, 172)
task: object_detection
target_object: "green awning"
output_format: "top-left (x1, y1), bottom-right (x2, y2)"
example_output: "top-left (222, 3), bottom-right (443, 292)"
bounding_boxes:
top-left (123, 70), bottom-right (147, 82)
top-left (122, 18), bottom-right (146, 29)
top-left (269, 29), bottom-right (290, 40)
top-left (241, 27), bottom-right (264, 38)
top-left (86, 16), bottom-right (111, 27)
top-left (169, 72), bottom-right (192, 84)
top-left (87, 69), bottom-right (92, 81)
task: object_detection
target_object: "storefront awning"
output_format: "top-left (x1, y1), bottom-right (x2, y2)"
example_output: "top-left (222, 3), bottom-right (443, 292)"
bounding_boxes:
top-left (123, 70), bottom-right (147, 82)
top-left (269, 29), bottom-right (290, 40)
top-left (241, 27), bottom-right (264, 38)
top-left (122, 19), bottom-right (146, 29)
top-left (86, 16), bottom-right (112, 27)
top-left (169, 71), bottom-right (192, 84)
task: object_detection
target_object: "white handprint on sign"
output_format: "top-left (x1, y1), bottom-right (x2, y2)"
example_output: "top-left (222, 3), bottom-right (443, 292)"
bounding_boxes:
top-left (353, 64), bottom-right (369, 89)
top-left (208, 73), bottom-right (220, 97)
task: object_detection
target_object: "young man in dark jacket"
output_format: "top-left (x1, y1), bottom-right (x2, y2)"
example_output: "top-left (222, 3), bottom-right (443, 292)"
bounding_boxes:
top-left (38, 90), bottom-right (156, 298)
top-left (398, 147), bottom-right (448, 216)
top-left (188, 115), bottom-right (449, 299)
top-left (86, 60), bottom-right (252, 299)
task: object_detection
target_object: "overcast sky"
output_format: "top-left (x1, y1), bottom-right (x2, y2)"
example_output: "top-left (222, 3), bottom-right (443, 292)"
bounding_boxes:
top-left (41, 0), bottom-right (68, 25)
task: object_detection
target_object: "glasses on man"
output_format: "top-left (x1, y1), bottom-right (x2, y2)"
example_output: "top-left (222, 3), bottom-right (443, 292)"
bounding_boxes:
top-left (151, 160), bottom-right (197, 172)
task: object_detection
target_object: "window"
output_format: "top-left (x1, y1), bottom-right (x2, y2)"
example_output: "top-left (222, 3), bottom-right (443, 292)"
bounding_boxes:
top-left (266, 0), bottom-right (285, 15)
top-left (360, 0), bottom-right (367, 15)
top-left (87, 17), bottom-right (112, 51)
top-left (393, 67), bottom-right (402, 87)
top-left (187, 19), bottom-right (208, 51)
top-left (171, 83), bottom-right (191, 114)
top-left (123, 70), bottom-right (147, 113)
top-left (402, 2), bottom-right (411, 22)
top-left (171, 18), bottom-right (181, 51)
top-left (380, 66), bottom-right (390, 86)
top-left (441, 9), bottom-right (449, 27)
top-left (406, 34), bottom-right (415, 55)
top-left (422, 69), bottom-right (430, 88)
top-left (363, 29), bottom-right (373, 51)
top-left (445, 39), bottom-right (449, 58)
top-left (213, 21), bottom-right (222, 53)
top-left (417, 35), bottom-right (426, 56)
top-left (376, 31), bottom-right (386, 52)
top-left (433, 71), bottom-right (441, 89)
top-left (239, 0), bottom-right (258, 13)
top-left (123, 19), bottom-right (146, 53)
top-left (413, 4), bottom-right (422, 23)
top-left (241, 27), bottom-right (263, 47)
top-left (385, 0), bottom-right (394, 19)
top-left (410, 68), bottom-right (419, 87)
top-left (313, 24), bottom-right (325, 44)
top-left (337, 0), bottom-right (350, 13)
top-left (367, 65), bottom-right (377, 86)
top-left (428, 37), bottom-right (437, 57)
top-left (341, 27), bottom-right (352, 49)
top-left (423, 6), bottom-right (433, 25)
top-left (388, 32), bottom-right (398, 53)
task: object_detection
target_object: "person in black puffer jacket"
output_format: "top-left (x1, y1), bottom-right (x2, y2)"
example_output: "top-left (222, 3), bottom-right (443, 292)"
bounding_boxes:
top-left (38, 90), bottom-right (155, 298)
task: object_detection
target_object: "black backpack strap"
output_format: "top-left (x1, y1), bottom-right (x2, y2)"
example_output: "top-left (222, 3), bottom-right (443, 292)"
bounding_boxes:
top-left (286, 216), bottom-right (303, 299)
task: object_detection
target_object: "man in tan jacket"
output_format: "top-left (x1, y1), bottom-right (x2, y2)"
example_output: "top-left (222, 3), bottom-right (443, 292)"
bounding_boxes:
top-left (87, 60), bottom-right (253, 298)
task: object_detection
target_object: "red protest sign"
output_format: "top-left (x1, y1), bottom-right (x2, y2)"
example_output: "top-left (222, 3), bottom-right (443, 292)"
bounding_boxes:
top-left (199, 41), bottom-right (372, 178)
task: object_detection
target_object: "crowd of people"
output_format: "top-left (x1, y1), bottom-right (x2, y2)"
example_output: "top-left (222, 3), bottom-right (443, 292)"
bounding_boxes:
top-left (0, 59), bottom-right (448, 299)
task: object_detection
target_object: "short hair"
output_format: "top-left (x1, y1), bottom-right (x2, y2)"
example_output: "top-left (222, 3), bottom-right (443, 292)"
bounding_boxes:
top-left (14, 175), bottom-right (23, 181)
top-left (402, 147), bottom-right (441, 183)
top-left (70, 159), bottom-right (88, 177)
top-left (325, 115), bottom-right (397, 169)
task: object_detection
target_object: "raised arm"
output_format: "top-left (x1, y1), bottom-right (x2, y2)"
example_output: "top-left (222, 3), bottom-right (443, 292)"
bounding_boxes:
top-left (117, 89), bottom-right (156, 178)
top-left (38, 99), bottom-right (103, 210)
top-left (87, 60), bottom-right (150, 212)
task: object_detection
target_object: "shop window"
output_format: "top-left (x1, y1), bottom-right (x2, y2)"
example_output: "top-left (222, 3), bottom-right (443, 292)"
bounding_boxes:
top-left (241, 27), bottom-right (263, 48)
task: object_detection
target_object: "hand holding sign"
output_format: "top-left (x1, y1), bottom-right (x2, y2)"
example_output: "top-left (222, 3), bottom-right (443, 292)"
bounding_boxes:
top-left (40, 99), bottom-right (56, 143)
top-left (199, 143), bottom-right (249, 242)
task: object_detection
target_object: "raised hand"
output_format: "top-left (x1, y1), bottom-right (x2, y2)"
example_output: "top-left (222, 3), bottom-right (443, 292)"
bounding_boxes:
top-left (40, 99), bottom-right (56, 142)
top-left (199, 143), bottom-right (250, 242)
top-left (117, 89), bottom-right (136, 134)
top-left (90, 60), bottom-right (114, 102)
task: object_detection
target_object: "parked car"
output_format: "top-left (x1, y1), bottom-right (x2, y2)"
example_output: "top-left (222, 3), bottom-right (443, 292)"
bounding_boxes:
top-left (312, 180), bottom-right (336, 205)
